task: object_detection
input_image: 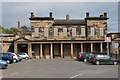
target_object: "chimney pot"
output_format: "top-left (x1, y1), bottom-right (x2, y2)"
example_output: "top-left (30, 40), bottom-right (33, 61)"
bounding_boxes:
top-left (66, 14), bottom-right (69, 20)
top-left (104, 12), bottom-right (107, 17)
top-left (49, 12), bottom-right (52, 18)
top-left (86, 12), bottom-right (89, 17)
top-left (100, 15), bottom-right (103, 17)
top-left (31, 11), bottom-right (34, 18)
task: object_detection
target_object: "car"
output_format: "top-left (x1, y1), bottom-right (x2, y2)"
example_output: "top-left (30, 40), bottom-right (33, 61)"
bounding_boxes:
top-left (91, 54), bottom-right (118, 65)
top-left (0, 52), bottom-right (14, 64)
top-left (77, 52), bottom-right (93, 62)
top-left (0, 60), bottom-right (8, 69)
top-left (10, 53), bottom-right (19, 63)
top-left (17, 54), bottom-right (22, 61)
top-left (18, 52), bottom-right (29, 59)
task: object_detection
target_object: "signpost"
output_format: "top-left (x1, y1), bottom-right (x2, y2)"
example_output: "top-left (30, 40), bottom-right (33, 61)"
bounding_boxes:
top-left (105, 37), bottom-right (111, 55)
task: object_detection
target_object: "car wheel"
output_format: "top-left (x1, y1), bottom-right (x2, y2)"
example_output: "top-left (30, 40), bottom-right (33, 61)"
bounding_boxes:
top-left (84, 59), bottom-right (87, 63)
top-left (7, 60), bottom-right (10, 64)
top-left (113, 61), bottom-right (118, 65)
top-left (13, 59), bottom-right (17, 63)
top-left (96, 61), bottom-right (100, 65)
top-left (26, 57), bottom-right (29, 60)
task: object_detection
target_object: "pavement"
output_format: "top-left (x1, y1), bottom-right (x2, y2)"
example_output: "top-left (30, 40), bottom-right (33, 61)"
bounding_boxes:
top-left (0, 59), bottom-right (119, 78)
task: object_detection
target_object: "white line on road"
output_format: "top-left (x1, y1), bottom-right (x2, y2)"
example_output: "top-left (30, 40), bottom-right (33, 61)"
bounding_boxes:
top-left (70, 73), bottom-right (84, 78)
top-left (10, 73), bottom-right (19, 76)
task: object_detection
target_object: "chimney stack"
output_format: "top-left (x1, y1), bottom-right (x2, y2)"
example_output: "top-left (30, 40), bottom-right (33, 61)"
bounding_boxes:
top-left (86, 12), bottom-right (89, 17)
top-left (100, 15), bottom-right (103, 17)
top-left (66, 14), bottom-right (69, 20)
top-left (104, 12), bottom-right (107, 17)
top-left (18, 19), bottom-right (20, 35)
top-left (31, 11), bottom-right (34, 18)
top-left (49, 12), bottom-right (52, 18)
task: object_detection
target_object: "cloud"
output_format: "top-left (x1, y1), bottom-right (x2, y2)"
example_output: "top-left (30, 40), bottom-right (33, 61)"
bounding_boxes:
top-left (2, 2), bottom-right (118, 33)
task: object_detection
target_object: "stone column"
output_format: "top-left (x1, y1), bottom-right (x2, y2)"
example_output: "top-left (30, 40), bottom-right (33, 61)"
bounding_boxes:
top-left (91, 43), bottom-right (93, 53)
top-left (71, 43), bottom-right (74, 58)
top-left (81, 43), bottom-right (83, 52)
top-left (14, 43), bottom-right (17, 54)
top-left (61, 43), bottom-right (63, 58)
top-left (40, 44), bottom-right (43, 59)
top-left (100, 43), bottom-right (103, 53)
top-left (28, 43), bottom-right (32, 59)
top-left (111, 41), bottom-right (115, 53)
top-left (50, 43), bottom-right (53, 59)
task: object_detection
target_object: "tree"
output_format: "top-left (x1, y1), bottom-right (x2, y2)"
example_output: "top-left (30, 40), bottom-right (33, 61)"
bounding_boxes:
top-left (20, 25), bottom-right (31, 35)
top-left (9, 27), bottom-right (18, 34)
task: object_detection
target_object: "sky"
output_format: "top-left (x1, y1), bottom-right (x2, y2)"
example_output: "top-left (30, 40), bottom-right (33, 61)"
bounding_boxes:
top-left (1, 1), bottom-right (119, 33)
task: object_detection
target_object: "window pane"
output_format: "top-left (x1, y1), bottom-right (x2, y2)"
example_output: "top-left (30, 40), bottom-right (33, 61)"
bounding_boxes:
top-left (63, 28), bottom-right (67, 37)
top-left (100, 28), bottom-right (104, 36)
top-left (91, 28), bottom-right (95, 36)
top-left (72, 28), bottom-right (76, 37)
top-left (34, 28), bottom-right (39, 37)
top-left (54, 28), bottom-right (58, 38)
top-left (44, 28), bottom-right (48, 38)
top-left (81, 28), bottom-right (85, 36)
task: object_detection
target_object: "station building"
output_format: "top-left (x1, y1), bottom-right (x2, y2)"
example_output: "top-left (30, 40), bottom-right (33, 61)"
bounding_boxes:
top-left (1, 12), bottom-right (113, 59)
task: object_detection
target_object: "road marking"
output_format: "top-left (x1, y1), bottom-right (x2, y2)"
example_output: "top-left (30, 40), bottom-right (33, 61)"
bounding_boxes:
top-left (70, 73), bottom-right (84, 78)
top-left (10, 73), bottom-right (19, 76)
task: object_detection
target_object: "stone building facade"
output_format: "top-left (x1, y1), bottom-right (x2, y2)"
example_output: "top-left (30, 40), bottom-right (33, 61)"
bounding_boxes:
top-left (1, 12), bottom-right (111, 59)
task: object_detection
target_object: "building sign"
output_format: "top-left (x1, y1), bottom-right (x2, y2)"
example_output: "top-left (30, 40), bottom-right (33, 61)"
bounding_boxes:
top-left (105, 37), bottom-right (111, 42)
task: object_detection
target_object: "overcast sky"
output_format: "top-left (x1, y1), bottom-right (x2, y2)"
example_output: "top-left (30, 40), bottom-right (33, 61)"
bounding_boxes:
top-left (2, 2), bottom-right (118, 33)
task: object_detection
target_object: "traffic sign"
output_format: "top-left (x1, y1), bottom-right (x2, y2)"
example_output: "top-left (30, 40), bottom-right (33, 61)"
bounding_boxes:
top-left (105, 37), bottom-right (111, 42)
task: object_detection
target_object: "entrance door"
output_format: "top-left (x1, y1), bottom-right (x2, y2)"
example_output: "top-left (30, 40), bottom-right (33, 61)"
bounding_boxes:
top-left (17, 44), bottom-right (28, 54)
top-left (43, 44), bottom-right (50, 59)
top-left (53, 44), bottom-right (60, 58)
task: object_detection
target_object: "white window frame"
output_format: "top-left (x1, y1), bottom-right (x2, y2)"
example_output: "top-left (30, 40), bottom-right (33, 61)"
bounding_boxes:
top-left (54, 28), bottom-right (58, 38)
top-left (63, 28), bottom-right (67, 37)
top-left (81, 27), bottom-right (85, 36)
top-left (72, 28), bottom-right (76, 37)
top-left (91, 27), bottom-right (95, 36)
top-left (34, 27), bottom-right (39, 37)
top-left (100, 27), bottom-right (104, 36)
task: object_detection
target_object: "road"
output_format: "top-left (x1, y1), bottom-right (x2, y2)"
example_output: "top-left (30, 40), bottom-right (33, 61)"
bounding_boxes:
top-left (0, 59), bottom-right (118, 78)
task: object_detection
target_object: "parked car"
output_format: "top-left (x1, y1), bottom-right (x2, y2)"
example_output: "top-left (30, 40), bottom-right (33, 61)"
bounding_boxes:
top-left (18, 52), bottom-right (29, 59)
top-left (0, 60), bottom-right (8, 69)
top-left (77, 52), bottom-right (93, 62)
top-left (0, 53), bottom-right (14, 64)
top-left (10, 53), bottom-right (19, 63)
top-left (17, 54), bottom-right (22, 61)
top-left (91, 54), bottom-right (118, 65)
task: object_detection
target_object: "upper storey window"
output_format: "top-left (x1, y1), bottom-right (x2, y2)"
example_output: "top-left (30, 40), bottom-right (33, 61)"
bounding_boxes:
top-left (72, 28), bottom-right (76, 37)
top-left (54, 28), bottom-right (58, 38)
top-left (81, 27), bottom-right (85, 36)
top-left (63, 28), bottom-right (67, 37)
top-left (34, 27), bottom-right (39, 37)
top-left (44, 28), bottom-right (48, 38)
top-left (100, 27), bottom-right (104, 36)
top-left (91, 27), bottom-right (95, 36)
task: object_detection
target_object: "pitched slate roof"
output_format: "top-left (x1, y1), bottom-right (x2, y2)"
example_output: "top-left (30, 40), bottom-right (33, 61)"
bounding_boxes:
top-left (29, 17), bottom-right (54, 20)
top-left (53, 19), bottom-right (86, 25)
